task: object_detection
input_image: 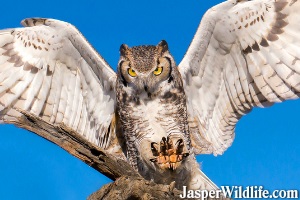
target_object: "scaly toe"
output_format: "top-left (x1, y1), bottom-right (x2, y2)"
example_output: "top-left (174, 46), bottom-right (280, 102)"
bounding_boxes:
top-left (149, 136), bottom-right (190, 171)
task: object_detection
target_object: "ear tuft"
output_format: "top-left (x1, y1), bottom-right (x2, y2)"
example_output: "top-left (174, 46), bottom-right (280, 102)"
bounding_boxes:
top-left (120, 44), bottom-right (130, 57)
top-left (157, 40), bottom-right (169, 55)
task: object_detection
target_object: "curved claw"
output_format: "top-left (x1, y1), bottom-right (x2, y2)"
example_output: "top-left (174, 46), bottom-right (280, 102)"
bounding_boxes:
top-left (151, 142), bottom-right (159, 156)
top-left (149, 136), bottom-right (190, 171)
top-left (175, 138), bottom-right (183, 146)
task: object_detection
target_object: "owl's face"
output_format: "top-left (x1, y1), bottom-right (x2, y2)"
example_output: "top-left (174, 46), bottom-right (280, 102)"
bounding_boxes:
top-left (117, 40), bottom-right (176, 97)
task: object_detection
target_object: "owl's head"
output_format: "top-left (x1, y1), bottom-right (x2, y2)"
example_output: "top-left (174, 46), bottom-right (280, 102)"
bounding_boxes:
top-left (117, 40), bottom-right (177, 97)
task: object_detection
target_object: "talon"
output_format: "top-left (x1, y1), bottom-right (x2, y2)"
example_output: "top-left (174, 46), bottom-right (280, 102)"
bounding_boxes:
top-left (160, 137), bottom-right (167, 155)
top-left (167, 137), bottom-right (174, 149)
top-left (175, 139), bottom-right (184, 154)
top-left (150, 136), bottom-right (189, 171)
top-left (175, 138), bottom-right (183, 146)
top-left (151, 142), bottom-right (157, 149)
top-left (151, 142), bottom-right (159, 156)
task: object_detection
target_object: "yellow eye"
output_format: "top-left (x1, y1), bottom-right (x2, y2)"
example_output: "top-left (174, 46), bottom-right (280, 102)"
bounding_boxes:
top-left (128, 68), bottom-right (137, 77)
top-left (153, 67), bottom-right (163, 76)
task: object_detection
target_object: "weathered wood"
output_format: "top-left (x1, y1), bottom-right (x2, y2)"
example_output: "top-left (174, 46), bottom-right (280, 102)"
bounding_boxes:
top-left (4, 111), bottom-right (139, 181)
top-left (88, 176), bottom-right (184, 200)
top-left (88, 176), bottom-right (230, 200)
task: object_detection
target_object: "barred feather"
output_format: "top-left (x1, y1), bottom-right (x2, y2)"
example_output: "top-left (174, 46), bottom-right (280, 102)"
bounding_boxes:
top-left (179, 0), bottom-right (300, 155)
top-left (0, 18), bottom-right (118, 151)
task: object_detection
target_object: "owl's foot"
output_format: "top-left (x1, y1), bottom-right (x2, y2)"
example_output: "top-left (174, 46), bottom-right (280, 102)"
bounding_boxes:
top-left (150, 136), bottom-right (189, 171)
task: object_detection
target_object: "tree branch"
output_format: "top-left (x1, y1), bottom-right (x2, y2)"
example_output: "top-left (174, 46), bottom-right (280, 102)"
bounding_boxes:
top-left (4, 111), bottom-right (138, 181)
top-left (88, 176), bottom-right (184, 200)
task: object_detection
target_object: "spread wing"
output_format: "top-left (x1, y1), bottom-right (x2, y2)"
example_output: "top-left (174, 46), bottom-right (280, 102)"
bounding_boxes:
top-left (179, 0), bottom-right (300, 155)
top-left (0, 18), bottom-right (118, 150)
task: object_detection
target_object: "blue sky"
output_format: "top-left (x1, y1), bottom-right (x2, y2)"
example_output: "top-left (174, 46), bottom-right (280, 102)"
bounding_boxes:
top-left (0, 0), bottom-right (299, 199)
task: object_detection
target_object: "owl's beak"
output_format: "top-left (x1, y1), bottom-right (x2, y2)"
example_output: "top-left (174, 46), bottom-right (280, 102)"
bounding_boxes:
top-left (143, 84), bottom-right (152, 98)
top-left (144, 85), bottom-right (149, 92)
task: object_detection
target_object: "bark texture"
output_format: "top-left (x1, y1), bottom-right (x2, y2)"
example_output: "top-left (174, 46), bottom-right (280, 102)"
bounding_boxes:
top-left (4, 111), bottom-right (230, 200)
top-left (88, 176), bottom-right (183, 200)
top-left (4, 111), bottom-right (137, 180)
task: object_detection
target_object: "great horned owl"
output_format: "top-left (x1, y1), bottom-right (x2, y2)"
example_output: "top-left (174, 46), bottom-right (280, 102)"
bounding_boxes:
top-left (116, 42), bottom-right (202, 188)
top-left (0, 0), bottom-right (299, 191)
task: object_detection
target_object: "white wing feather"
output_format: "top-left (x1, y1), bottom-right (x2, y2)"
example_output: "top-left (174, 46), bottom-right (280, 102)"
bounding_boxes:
top-left (179, 0), bottom-right (300, 155)
top-left (0, 18), bottom-right (117, 149)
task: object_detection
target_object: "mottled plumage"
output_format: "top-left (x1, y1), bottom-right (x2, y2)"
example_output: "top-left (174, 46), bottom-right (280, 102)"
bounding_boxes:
top-left (116, 42), bottom-right (198, 188)
top-left (0, 0), bottom-right (300, 191)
